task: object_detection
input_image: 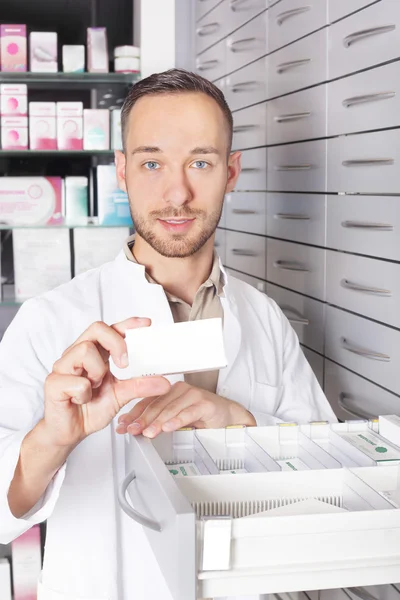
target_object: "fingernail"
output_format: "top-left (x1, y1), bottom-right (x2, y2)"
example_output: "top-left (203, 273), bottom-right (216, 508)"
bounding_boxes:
top-left (142, 425), bottom-right (157, 438)
top-left (127, 422), bottom-right (141, 434)
top-left (119, 353), bottom-right (129, 368)
top-left (116, 424), bottom-right (127, 434)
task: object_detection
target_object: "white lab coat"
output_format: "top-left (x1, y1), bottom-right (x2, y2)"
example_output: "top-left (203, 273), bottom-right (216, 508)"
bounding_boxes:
top-left (0, 250), bottom-right (336, 600)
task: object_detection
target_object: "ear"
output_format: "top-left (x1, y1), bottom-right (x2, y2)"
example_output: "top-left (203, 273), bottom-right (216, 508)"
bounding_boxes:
top-left (225, 151), bottom-right (242, 193)
top-left (115, 150), bottom-right (128, 193)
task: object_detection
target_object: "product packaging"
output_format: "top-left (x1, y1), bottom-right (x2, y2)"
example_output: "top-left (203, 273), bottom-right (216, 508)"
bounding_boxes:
top-left (0, 84), bottom-right (27, 116)
top-left (62, 45), bottom-right (85, 73)
top-left (30, 32), bottom-right (58, 72)
top-left (0, 176), bottom-right (63, 225)
top-left (57, 102), bottom-right (83, 150)
top-left (87, 28), bottom-right (108, 73)
top-left (83, 109), bottom-right (110, 150)
top-left (96, 164), bottom-right (132, 225)
top-left (1, 116), bottom-right (28, 149)
top-left (0, 25), bottom-right (27, 72)
top-left (29, 102), bottom-right (57, 150)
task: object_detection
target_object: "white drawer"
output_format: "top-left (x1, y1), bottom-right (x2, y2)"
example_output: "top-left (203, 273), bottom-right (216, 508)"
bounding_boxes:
top-left (325, 360), bottom-right (400, 422)
top-left (266, 239), bottom-right (326, 300)
top-left (268, 29), bottom-right (327, 99)
top-left (232, 103), bottom-right (267, 150)
top-left (224, 57), bottom-right (268, 110)
top-left (236, 147), bottom-right (267, 190)
top-left (227, 0), bottom-right (267, 33)
top-left (328, 0), bottom-right (400, 80)
top-left (326, 195), bottom-right (400, 262)
top-left (325, 305), bottom-right (400, 396)
top-left (226, 267), bottom-right (267, 292)
top-left (195, 39), bottom-right (226, 82)
top-left (269, 0), bottom-right (328, 53)
top-left (215, 227), bottom-right (226, 264)
top-left (267, 84), bottom-right (327, 144)
top-left (225, 230), bottom-right (267, 278)
top-left (266, 282), bottom-right (325, 353)
top-left (196, 0), bottom-right (224, 22)
top-left (196, 1), bottom-right (229, 55)
top-left (267, 140), bottom-right (327, 192)
top-left (327, 130), bottom-right (400, 194)
top-left (266, 193), bottom-right (326, 246)
top-left (327, 62), bottom-right (400, 137)
top-left (326, 251), bottom-right (400, 329)
top-left (328, 0), bottom-right (381, 24)
top-left (225, 191), bottom-right (267, 235)
top-left (303, 346), bottom-right (324, 388)
top-left (226, 12), bottom-right (268, 75)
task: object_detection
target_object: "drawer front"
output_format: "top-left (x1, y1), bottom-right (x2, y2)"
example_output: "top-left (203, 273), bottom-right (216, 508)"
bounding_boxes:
top-left (268, 84), bottom-right (327, 145)
top-left (269, 0), bottom-right (328, 53)
top-left (227, 0), bottom-right (267, 33)
top-left (225, 230), bottom-right (267, 278)
top-left (195, 39), bottom-right (226, 82)
top-left (326, 195), bottom-right (400, 262)
top-left (226, 12), bottom-right (268, 75)
top-left (224, 57), bottom-right (267, 110)
top-left (236, 147), bottom-right (267, 190)
top-left (328, 0), bottom-right (400, 80)
top-left (196, 0), bottom-right (224, 22)
top-left (326, 251), bottom-right (400, 329)
top-left (325, 305), bottom-right (400, 396)
top-left (327, 62), bottom-right (400, 137)
top-left (303, 347), bottom-right (324, 388)
top-left (328, 0), bottom-right (381, 24)
top-left (267, 140), bottom-right (327, 192)
top-left (215, 227), bottom-right (226, 264)
top-left (266, 193), bottom-right (327, 247)
top-left (266, 239), bottom-right (326, 300)
top-left (225, 191), bottom-right (267, 235)
top-left (266, 282), bottom-right (325, 353)
top-left (327, 130), bottom-right (400, 194)
top-left (268, 29), bottom-right (327, 99)
top-left (325, 360), bottom-right (400, 422)
top-left (196, 1), bottom-right (228, 55)
top-left (226, 267), bottom-right (267, 292)
top-left (232, 103), bottom-right (267, 150)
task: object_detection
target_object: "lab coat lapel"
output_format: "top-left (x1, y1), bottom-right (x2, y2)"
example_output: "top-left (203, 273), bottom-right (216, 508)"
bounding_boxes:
top-left (217, 276), bottom-right (242, 391)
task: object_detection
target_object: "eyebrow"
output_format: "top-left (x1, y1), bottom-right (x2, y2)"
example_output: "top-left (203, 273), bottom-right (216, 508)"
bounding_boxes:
top-left (130, 145), bottom-right (220, 156)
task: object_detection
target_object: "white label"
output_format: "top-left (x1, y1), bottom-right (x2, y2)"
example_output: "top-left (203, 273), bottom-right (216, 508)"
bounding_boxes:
top-left (167, 462), bottom-right (201, 477)
top-left (220, 468), bottom-right (248, 475)
top-left (277, 457), bottom-right (308, 471)
top-left (339, 431), bottom-right (400, 463)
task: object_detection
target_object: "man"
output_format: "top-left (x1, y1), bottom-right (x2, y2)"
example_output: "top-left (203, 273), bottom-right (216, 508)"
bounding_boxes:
top-left (0, 69), bottom-right (336, 600)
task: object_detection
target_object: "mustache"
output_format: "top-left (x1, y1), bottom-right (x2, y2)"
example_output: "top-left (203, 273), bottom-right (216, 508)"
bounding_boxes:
top-left (150, 208), bottom-right (205, 219)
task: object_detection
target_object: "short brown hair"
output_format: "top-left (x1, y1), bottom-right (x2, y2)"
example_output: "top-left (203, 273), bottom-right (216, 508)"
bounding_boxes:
top-left (121, 68), bottom-right (233, 153)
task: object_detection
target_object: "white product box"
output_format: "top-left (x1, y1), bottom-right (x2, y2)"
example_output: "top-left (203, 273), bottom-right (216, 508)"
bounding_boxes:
top-left (13, 228), bottom-right (71, 301)
top-left (111, 108), bottom-right (122, 150)
top-left (87, 27), bottom-right (108, 73)
top-left (62, 45), bottom-right (85, 73)
top-left (83, 108), bottom-right (110, 150)
top-left (65, 176), bottom-right (89, 225)
top-left (96, 164), bottom-right (132, 225)
top-left (11, 525), bottom-right (42, 600)
top-left (30, 32), bottom-right (58, 72)
top-left (1, 116), bottom-right (28, 149)
top-left (73, 226), bottom-right (129, 275)
top-left (57, 102), bottom-right (83, 150)
top-left (114, 45), bottom-right (140, 58)
top-left (0, 84), bottom-right (27, 116)
top-left (0, 559), bottom-right (12, 600)
top-left (379, 415), bottom-right (400, 448)
top-left (114, 56), bottom-right (140, 73)
top-left (0, 176), bottom-right (63, 225)
top-left (29, 102), bottom-right (56, 150)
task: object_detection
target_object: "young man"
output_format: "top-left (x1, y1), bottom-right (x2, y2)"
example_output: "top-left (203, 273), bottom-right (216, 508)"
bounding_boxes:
top-left (0, 69), bottom-right (336, 600)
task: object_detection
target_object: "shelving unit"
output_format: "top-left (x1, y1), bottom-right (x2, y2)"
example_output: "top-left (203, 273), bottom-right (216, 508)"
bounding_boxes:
top-left (0, 72), bottom-right (140, 89)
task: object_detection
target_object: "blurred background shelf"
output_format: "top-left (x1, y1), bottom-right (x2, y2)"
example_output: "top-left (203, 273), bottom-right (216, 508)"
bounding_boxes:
top-left (0, 150), bottom-right (115, 157)
top-left (0, 72), bottom-right (140, 90)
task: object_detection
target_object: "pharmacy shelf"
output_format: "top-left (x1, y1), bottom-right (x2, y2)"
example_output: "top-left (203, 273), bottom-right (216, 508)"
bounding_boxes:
top-left (0, 72), bottom-right (140, 89)
top-left (0, 223), bottom-right (133, 229)
top-left (0, 150), bottom-right (115, 157)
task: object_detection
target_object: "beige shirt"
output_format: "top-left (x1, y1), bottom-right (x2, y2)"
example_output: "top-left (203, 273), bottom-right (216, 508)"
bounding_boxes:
top-left (123, 235), bottom-right (224, 393)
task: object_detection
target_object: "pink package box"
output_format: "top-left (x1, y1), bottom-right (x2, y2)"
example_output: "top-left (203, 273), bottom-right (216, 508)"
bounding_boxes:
top-left (87, 27), bottom-right (109, 73)
top-left (0, 176), bottom-right (63, 225)
top-left (57, 101), bottom-right (83, 150)
top-left (1, 116), bottom-right (28, 149)
top-left (0, 84), bottom-right (27, 116)
top-left (11, 525), bottom-right (42, 600)
top-left (29, 102), bottom-right (57, 150)
top-left (30, 31), bottom-right (58, 73)
top-left (84, 108), bottom-right (110, 150)
top-left (0, 25), bottom-right (27, 72)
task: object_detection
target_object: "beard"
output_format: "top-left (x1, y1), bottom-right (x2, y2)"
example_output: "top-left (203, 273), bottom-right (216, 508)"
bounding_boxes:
top-left (130, 204), bottom-right (223, 258)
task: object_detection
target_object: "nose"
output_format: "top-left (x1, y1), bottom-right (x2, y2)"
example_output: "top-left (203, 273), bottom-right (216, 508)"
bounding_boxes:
top-left (163, 167), bottom-right (193, 208)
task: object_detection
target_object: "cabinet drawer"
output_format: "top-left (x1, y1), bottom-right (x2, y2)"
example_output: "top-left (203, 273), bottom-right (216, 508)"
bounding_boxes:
top-left (268, 84), bottom-right (327, 144)
top-left (327, 62), bottom-right (400, 136)
top-left (303, 346), bottom-right (324, 388)
top-left (269, 0), bottom-right (328, 53)
top-left (268, 29), bottom-right (327, 99)
top-left (328, 0), bottom-right (381, 24)
top-left (326, 251), bottom-right (400, 329)
top-left (224, 57), bottom-right (268, 110)
top-left (266, 239), bottom-right (326, 300)
top-left (236, 147), bottom-right (267, 190)
top-left (195, 39), bottom-right (226, 82)
top-left (267, 140), bottom-right (327, 192)
top-left (196, 2), bottom-right (229, 55)
top-left (215, 227), bottom-right (226, 264)
top-left (327, 130), bottom-right (400, 194)
top-left (266, 193), bottom-right (326, 247)
top-left (225, 191), bottom-right (267, 235)
top-left (227, 0), bottom-right (267, 33)
top-left (232, 103), bottom-right (267, 150)
top-left (266, 282), bottom-right (325, 353)
top-left (328, 0), bottom-right (400, 80)
top-left (325, 305), bottom-right (400, 396)
top-left (325, 360), bottom-right (400, 422)
top-left (196, 0), bottom-right (224, 22)
top-left (326, 195), bottom-right (400, 261)
top-left (226, 267), bottom-right (267, 292)
top-left (226, 12), bottom-right (268, 75)
top-left (225, 230), bottom-right (267, 278)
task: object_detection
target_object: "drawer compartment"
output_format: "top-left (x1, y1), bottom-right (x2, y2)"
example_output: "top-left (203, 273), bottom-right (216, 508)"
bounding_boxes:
top-left (267, 140), bottom-right (327, 193)
top-left (225, 191), bottom-right (267, 235)
top-left (269, 0), bottom-right (328, 53)
top-left (232, 103), bottom-right (267, 150)
top-left (266, 193), bottom-right (326, 246)
top-left (226, 12), bottom-right (268, 75)
top-left (215, 227), bottom-right (226, 264)
top-left (195, 1), bottom-right (228, 55)
top-left (226, 230), bottom-right (266, 278)
top-left (195, 39), bottom-right (226, 82)
top-left (236, 147), bottom-right (267, 191)
top-left (196, 0), bottom-right (224, 22)
top-left (328, 0), bottom-right (380, 24)
top-left (224, 57), bottom-right (268, 111)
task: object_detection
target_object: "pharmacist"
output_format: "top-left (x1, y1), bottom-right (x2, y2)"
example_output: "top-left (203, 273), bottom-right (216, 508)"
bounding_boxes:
top-left (0, 69), bottom-right (336, 600)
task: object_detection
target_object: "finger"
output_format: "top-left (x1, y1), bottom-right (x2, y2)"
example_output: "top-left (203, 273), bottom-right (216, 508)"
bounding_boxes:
top-left (161, 405), bottom-right (206, 433)
top-left (116, 397), bottom-right (154, 434)
top-left (53, 341), bottom-right (109, 387)
top-left (45, 373), bottom-right (93, 405)
top-left (141, 393), bottom-right (198, 438)
top-left (113, 376), bottom-right (171, 413)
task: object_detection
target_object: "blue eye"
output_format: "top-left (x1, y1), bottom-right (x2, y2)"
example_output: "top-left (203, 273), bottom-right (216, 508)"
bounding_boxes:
top-left (193, 161), bottom-right (207, 169)
top-left (144, 161), bottom-right (159, 170)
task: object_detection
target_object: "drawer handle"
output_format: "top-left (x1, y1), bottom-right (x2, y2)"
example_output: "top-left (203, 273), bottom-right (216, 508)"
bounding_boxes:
top-left (341, 279), bottom-right (392, 297)
top-left (341, 337), bottom-right (391, 362)
top-left (338, 393), bottom-right (374, 421)
top-left (341, 220), bottom-right (394, 231)
top-left (275, 164), bottom-right (312, 171)
top-left (274, 260), bottom-right (310, 272)
top-left (281, 305), bottom-right (309, 325)
top-left (274, 213), bottom-right (310, 220)
top-left (197, 59), bottom-right (219, 71)
top-left (232, 208), bottom-right (257, 214)
top-left (275, 111), bottom-right (311, 123)
top-left (230, 0), bottom-right (255, 11)
top-left (343, 91), bottom-right (396, 108)
top-left (233, 124), bottom-right (257, 133)
top-left (342, 159), bottom-right (394, 167)
top-left (344, 25), bottom-right (396, 49)
top-left (197, 22), bottom-right (220, 37)
top-left (276, 6), bottom-right (311, 26)
top-left (241, 167), bottom-right (261, 172)
top-left (231, 80), bottom-right (259, 92)
top-left (229, 37), bottom-right (258, 52)
top-left (348, 588), bottom-right (379, 600)
top-left (232, 248), bottom-right (258, 256)
top-left (118, 471), bottom-right (162, 532)
top-left (277, 58), bottom-right (311, 74)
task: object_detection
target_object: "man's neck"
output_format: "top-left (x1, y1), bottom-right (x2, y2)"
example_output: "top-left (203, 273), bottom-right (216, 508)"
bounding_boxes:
top-left (132, 234), bottom-right (215, 305)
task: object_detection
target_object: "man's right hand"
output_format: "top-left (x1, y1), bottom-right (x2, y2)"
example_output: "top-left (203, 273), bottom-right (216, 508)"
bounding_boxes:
top-left (43, 317), bottom-right (171, 447)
